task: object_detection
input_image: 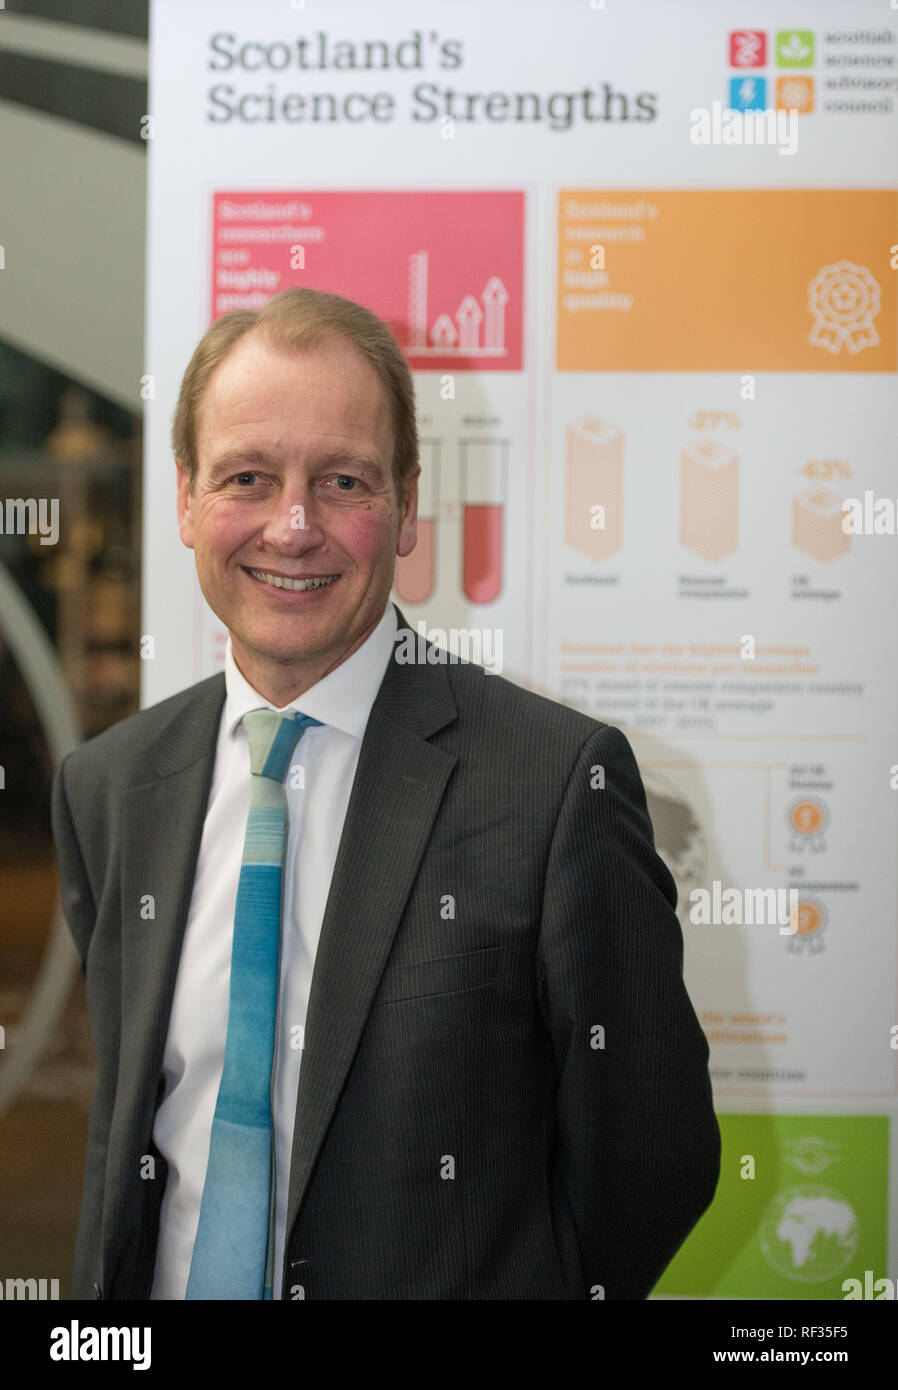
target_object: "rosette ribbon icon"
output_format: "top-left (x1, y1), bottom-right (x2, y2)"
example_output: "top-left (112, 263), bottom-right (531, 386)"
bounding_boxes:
top-left (807, 260), bottom-right (880, 355)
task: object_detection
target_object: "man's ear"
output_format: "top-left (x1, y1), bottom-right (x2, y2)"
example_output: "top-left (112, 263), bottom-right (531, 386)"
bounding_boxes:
top-left (175, 459), bottom-right (196, 549)
top-left (397, 465), bottom-right (420, 559)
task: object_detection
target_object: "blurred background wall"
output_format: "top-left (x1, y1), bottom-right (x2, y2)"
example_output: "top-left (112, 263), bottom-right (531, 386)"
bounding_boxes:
top-left (0, 0), bottom-right (147, 1294)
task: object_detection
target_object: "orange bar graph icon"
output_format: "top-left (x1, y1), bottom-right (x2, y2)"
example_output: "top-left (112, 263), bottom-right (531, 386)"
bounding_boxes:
top-left (565, 416), bottom-right (623, 561)
top-left (793, 488), bottom-right (851, 563)
top-left (680, 441), bottom-right (739, 561)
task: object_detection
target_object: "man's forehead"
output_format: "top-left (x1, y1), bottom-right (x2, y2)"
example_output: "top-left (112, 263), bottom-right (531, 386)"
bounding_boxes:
top-left (197, 335), bottom-right (391, 444)
top-left (189, 347), bottom-right (397, 494)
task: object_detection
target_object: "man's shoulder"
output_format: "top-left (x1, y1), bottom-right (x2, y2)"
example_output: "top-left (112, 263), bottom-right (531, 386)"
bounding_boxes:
top-left (61, 673), bottom-right (225, 782)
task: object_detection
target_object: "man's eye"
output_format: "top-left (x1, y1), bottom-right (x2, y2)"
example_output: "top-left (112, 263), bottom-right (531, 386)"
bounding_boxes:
top-left (333, 475), bottom-right (360, 490)
top-left (234, 472), bottom-right (258, 486)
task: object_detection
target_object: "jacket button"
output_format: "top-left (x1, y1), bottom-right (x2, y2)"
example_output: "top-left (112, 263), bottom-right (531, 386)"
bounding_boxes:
top-left (93, 1282), bottom-right (102, 1299)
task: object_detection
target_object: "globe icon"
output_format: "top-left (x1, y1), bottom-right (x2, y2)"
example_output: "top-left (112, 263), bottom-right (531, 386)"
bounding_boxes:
top-left (759, 1185), bottom-right (859, 1283)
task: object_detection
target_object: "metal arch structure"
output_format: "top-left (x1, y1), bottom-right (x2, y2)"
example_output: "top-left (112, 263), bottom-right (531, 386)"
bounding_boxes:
top-left (0, 559), bottom-right (81, 1119)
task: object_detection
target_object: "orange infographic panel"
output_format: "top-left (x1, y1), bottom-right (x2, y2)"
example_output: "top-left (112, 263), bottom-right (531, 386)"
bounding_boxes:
top-left (557, 190), bottom-right (897, 372)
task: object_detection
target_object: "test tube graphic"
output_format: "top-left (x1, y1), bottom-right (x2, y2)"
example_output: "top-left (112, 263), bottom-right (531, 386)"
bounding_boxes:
top-left (461, 440), bottom-right (506, 604)
top-left (394, 442), bottom-right (438, 603)
top-left (565, 416), bottom-right (623, 560)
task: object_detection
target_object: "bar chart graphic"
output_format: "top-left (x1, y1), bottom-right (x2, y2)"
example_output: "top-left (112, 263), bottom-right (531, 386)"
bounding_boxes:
top-left (408, 253), bottom-right (511, 358)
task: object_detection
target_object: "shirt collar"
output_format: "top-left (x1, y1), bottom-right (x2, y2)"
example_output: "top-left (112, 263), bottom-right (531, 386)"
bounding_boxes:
top-left (224, 601), bottom-right (398, 741)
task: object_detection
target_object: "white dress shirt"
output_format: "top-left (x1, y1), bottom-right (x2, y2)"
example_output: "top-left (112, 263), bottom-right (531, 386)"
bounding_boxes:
top-left (150, 601), bottom-right (398, 1299)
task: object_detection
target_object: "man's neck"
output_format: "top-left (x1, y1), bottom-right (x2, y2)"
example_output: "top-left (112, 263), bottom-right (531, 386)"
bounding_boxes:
top-left (230, 624), bottom-right (381, 706)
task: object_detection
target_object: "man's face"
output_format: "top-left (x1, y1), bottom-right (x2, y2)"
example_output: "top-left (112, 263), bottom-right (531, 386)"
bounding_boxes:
top-left (176, 332), bottom-right (418, 702)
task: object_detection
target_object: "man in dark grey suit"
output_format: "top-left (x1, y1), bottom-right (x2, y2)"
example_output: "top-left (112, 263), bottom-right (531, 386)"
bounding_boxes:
top-left (52, 287), bottom-right (719, 1301)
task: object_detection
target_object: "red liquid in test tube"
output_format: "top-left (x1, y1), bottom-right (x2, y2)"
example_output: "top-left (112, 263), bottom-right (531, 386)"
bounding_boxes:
top-left (395, 443), bottom-right (438, 603)
top-left (462, 442), bottom-right (505, 604)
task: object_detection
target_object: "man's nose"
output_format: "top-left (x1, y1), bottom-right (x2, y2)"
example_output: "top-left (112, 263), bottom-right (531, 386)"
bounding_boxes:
top-left (262, 486), bottom-right (323, 549)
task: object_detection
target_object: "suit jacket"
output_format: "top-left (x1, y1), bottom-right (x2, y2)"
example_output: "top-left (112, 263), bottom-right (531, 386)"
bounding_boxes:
top-left (51, 606), bottom-right (719, 1300)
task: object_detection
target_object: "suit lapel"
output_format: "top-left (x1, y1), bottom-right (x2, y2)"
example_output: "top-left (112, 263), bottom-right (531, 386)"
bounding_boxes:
top-left (283, 623), bottom-right (459, 1261)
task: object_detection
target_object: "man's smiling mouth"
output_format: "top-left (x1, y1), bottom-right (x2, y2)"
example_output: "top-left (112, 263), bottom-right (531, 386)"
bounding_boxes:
top-left (246, 569), bottom-right (340, 591)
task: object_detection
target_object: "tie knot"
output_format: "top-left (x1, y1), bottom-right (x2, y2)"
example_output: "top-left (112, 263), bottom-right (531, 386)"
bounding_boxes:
top-left (242, 707), bottom-right (323, 781)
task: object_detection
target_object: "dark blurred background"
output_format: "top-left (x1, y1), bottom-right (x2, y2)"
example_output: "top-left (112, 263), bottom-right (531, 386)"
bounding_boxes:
top-left (0, 0), bottom-right (148, 1294)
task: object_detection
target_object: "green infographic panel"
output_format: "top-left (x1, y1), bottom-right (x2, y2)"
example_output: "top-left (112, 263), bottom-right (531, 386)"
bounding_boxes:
top-left (656, 1114), bottom-right (889, 1298)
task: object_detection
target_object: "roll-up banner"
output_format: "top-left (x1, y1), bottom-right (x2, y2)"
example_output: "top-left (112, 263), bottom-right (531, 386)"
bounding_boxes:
top-left (145, 0), bottom-right (898, 1295)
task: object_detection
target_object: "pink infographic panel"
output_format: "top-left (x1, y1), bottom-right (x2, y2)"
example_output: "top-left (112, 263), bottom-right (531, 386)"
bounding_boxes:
top-left (211, 189), bottom-right (524, 371)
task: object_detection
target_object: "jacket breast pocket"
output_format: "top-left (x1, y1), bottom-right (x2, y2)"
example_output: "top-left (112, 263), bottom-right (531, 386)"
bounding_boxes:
top-left (374, 945), bottom-right (500, 1005)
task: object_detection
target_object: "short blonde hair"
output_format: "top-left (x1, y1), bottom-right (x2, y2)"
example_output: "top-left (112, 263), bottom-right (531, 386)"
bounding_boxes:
top-left (172, 287), bottom-right (418, 501)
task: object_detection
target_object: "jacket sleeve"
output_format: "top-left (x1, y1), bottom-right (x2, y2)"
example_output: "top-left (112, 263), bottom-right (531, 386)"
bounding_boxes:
top-left (536, 723), bottom-right (720, 1299)
top-left (50, 752), bottom-right (97, 974)
top-left (51, 750), bottom-right (112, 1298)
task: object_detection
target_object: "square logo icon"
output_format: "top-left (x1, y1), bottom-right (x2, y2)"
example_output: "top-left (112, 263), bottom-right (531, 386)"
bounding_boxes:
top-left (730, 30), bottom-right (766, 68)
top-left (777, 30), bottom-right (814, 66)
top-left (729, 75), bottom-right (767, 111)
top-left (777, 75), bottom-right (815, 113)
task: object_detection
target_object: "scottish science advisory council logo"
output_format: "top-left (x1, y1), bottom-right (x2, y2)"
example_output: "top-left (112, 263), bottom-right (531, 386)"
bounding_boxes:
top-left (691, 28), bottom-right (816, 154)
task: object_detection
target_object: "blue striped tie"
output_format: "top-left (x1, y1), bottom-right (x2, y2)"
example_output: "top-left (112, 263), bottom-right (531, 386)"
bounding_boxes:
top-left (186, 707), bottom-right (322, 1300)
